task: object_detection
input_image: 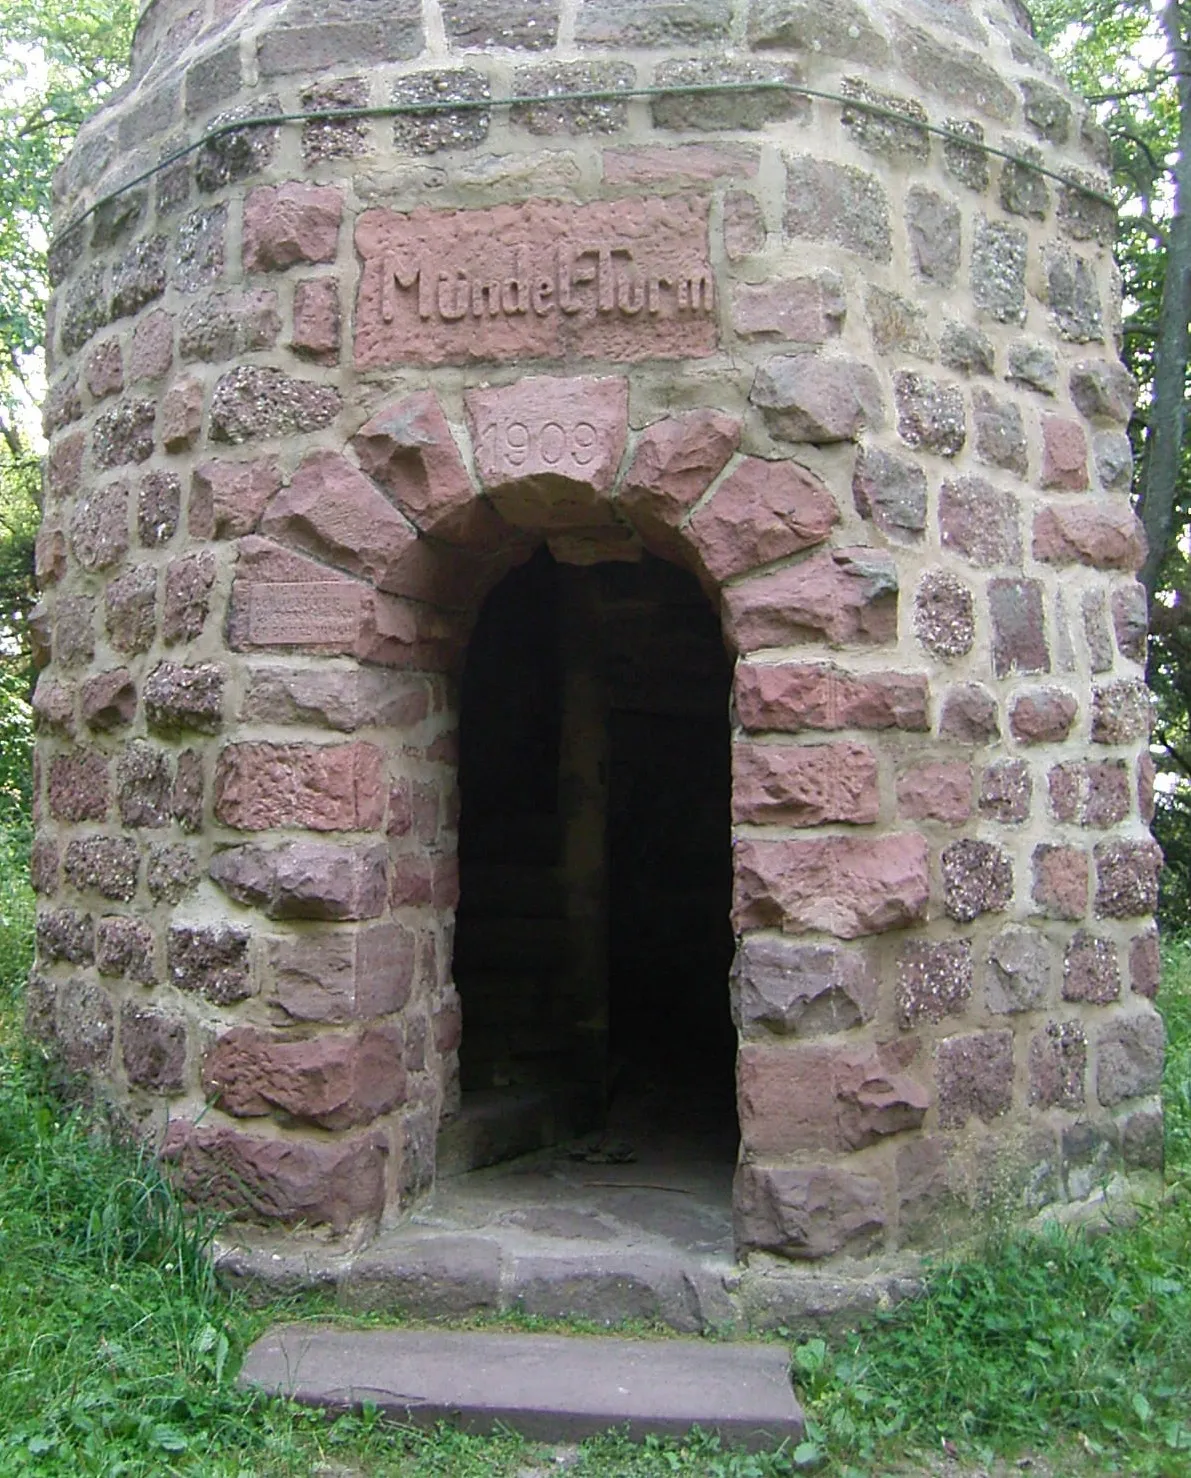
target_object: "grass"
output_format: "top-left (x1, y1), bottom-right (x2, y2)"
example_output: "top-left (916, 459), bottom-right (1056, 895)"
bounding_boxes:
top-left (1, 825), bottom-right (1190, 1475)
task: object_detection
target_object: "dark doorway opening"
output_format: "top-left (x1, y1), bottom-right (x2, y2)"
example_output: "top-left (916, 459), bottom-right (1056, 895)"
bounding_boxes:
top-left (448, 546), bottom-right (736, 1174)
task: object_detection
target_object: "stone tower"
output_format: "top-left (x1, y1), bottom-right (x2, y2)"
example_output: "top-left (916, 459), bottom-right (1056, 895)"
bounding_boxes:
top-left (31, 0), bottom-right (1162, 1310)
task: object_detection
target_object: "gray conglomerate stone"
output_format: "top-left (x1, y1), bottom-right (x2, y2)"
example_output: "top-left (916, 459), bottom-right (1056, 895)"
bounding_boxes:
top-left (652, 57), bottom-right (808, 132)
top-left (391, 70), bottom-right (492, 155)
top-left (971, 218), bottom-right (1027, 324)
top-left (785, 156), bottom-right (892, 262)
top-left (511, 62), bottom-right (634, 135)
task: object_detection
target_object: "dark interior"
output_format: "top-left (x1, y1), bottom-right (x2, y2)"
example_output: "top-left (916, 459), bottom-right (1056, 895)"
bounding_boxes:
top-left (452, 546), bottom-right (736, 1164)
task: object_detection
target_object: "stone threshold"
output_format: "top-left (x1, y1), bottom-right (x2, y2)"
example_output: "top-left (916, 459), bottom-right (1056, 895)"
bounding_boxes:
top-left (238, 1325), bottom-right (806, 1450)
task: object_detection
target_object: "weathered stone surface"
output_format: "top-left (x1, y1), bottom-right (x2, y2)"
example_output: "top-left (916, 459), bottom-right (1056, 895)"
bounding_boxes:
top-left (194, 101), bottom-right (280, 187)
top-left (214, 741), bottom-right (385, 832)
top-left (292, 277), bottom-right (341, 362)
top-left (865, 285), bottom-right (933, 358)
top-left (1111, 583), bottom-right (1147, 664)
top-left (732, 273), bottom-right (845, 343)
top-left (724, 549), bottom-right (897, 652)
top-left (64, 835), bottom-right (139, 901)
top-left (618, 408), bottom-right (740, 539)
top-left (936, 1031), bottom-right (1014, 1128)
top-left (972, 389), bottom-right (1027, 476)
top-left (243, 666), bottom-right (431, 734)
top-left (972, 218), bottom-right (1027, 324)
top-left (202, 1024), bottom-right (405, 1130)
top-left (80, 668), bottom-right (137, 731)
top-left (905, 186), bottom-right (961, 285)
top-left (1094, 839), bottom-right (1162, 920)
top-left (243, 183), bottom-right (343, 271)
top-left (939, 684), bottom-right (1000, 743)
top-left (1070, 359), bottom-right (1136, 426)
top-left (1040, 426), bottom-right (1090, 505)
top-left (1007, 339), bottom-right (1058, 395)
top-left (129, 310), bottom-right (175, 384)
top-left (852, 445), bottom-right (926, 539)
top-left (1047, 759), bottom-right (1131, 827)
top-left (45, 431), bottom-right (85, 502)
top-left (210, 841), bottom-right (388, 920)
top-left (651, 56), bottom-right (808, 132)
top-left (162, 552), bottom-right (216, 645)
top-left (897, 761), bottom-right (972, 823)
top-left (260, 449), bottom-right (417, 587)
top-left (999, 142), bottom-right (1050, 220)
top-left (894, 23), bottom-right (1015, 120)
top-left (1096, 1012), bottom-right (1165, 1107)
top-left (941, 839), bottom-right (1013, 922)
top-left (734, 663), bottom-right (929, 733)
top-left (96, 915), bottom-right (156, 982)
top-left (1028, 1021), bottom-right (1086, 1109)
top-left (1044, 244), bottom-right (1103, 342)
top-left (210, 366), bottom-right (341, 444)
top-left (939, 321), bottom-right (994, 376)
top-left (913, 569), bottom-right (974, 658)
top-left (37, 907), bottom-right (95, 965)
top-left (1022, 80), bottom-right (1071, 144)
top-left (56, 978), bottom-right (114, 1074)
top-left (32, 675), bottom-right (74, 733)
top-left (1063, 930), bottom-right (1120, 1004)
top-left (69, 482), bottom-right (130, 572)
top-left (938, 476), bottom-right (1022, 569)
top-left (85, 339), bottom-right (123, 401)
top-left (1009, 687), bottom-right (1078, 744)
top-left (138, 470), bottom-right (181, 546)
top-left (896, 939), bottom-right (972, 1027)
top-left (111, 236), bottom-right (167, 320)
top-left (511, 60), bottom-right (634, 134)
top-left (168, 922), bottom-right (252, 1004)
top-left (161, 377), bottom-right (204, 453)
top-left (164, 1121), bottom-right (386, 1231)
top-left (978, 759), bottom-right (1032, 823)
top-left (731, 937), bottom-right (877, 1036)
top-left (116, 742), bottom-right (172, 827)
top-left (466, 375), bottom-right (629, 507)
top-left (734, 1164), bottom-right (885, 1260)
top-left (750, 355), bottom-right (884, 443)
top-left (732, 741), bottom-right (879, 826)
top-left (143, 662), bottom-right (224, 733)
top-left (1138, 752), bottom-right (1156, 825)
top-left (172, 750), bottom-right (204, 832)
top-left (738, 1041), bottom-right (928, 1154)
top-left (750, 0), bottom-right (889, 63)
top-left (267, 922), bottom-right (416, 1023)
top-left (1092, 679), bottom-right (1152, 744)
top-left (688, 457), bottom-right (838, 581)
top-left (1082, 588), bottom-right (1114, 673)
top-left (1032, 844), bottom-right (1089, 920)
top-left (122, 1006), bottom-right (187, 1091)
top-left (986, 925), bottom-right (1051, 1014)
top-left (733, 833), bottom-right (930, 939)
top-left (29, 836), bottom-right (59, 895)
top-left (894, 372), bottom-right (965, 455)
top-left (93, 399), bottom-right (156, 470)
top-left (1033, 504), bottom-right (1145, 571)
top-left (989, 578), bottom-right (1049, 677)
top-left (444, 0), bottom-right (559, 49)
top-left (1130, 929), bottom-right (1160, 1000)
top-left (147, 842), bottom-right (199, 903)
top-left (179, 289), bottom-right (281, 362)
top-left (784, 156), bottom-right (892, 261)
top-left (351, 393), bottom-right (478, 542)
top-left (190, 458), bottom-right (282, 539)
top-left (49, 749), bottom-right (110, 823)
top-left (723, 189), bottom-right (766, 260)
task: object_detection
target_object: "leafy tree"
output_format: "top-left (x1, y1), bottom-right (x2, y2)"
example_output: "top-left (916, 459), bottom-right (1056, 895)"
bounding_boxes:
top-left (0, 0), bottom-right (134, 682)
top-left (1036, 1), bottom-right (1191, 926)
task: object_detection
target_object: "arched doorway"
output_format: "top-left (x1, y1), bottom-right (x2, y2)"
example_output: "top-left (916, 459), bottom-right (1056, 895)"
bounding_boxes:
top-left (449, 546), bottom-right (736, 1173)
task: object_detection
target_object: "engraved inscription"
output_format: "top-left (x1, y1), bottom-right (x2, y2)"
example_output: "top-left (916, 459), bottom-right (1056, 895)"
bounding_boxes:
top-left (247, 582), bottom-right (364, 646)
top-left (355, 195), bottom-right (718, 368)
top-left (475, 416), bottom-right (599, 479)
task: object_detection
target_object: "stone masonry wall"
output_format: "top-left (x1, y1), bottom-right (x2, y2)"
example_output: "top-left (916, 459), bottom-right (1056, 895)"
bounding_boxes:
top-left (31, 0), bottom-right (1163, 1256)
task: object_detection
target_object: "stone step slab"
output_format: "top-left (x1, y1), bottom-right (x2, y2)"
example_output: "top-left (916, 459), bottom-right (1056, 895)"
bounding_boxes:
top-left (239, 1326), bottom-right (805, 1451)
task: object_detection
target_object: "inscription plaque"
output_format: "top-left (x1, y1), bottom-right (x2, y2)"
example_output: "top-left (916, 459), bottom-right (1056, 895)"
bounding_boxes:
top-left (354, 195), bottom-right (717, 368)
top-left (247, 582), bottom-right (364, 646)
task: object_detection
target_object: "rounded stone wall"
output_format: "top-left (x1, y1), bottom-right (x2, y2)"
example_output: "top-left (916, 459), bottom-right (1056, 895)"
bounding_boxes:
top-left (31, 0), bottom-right (1163, 1264)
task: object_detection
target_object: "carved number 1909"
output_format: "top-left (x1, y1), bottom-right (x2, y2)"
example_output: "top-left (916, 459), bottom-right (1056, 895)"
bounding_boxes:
top-left (477, 417), bottom-right (599, 470)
